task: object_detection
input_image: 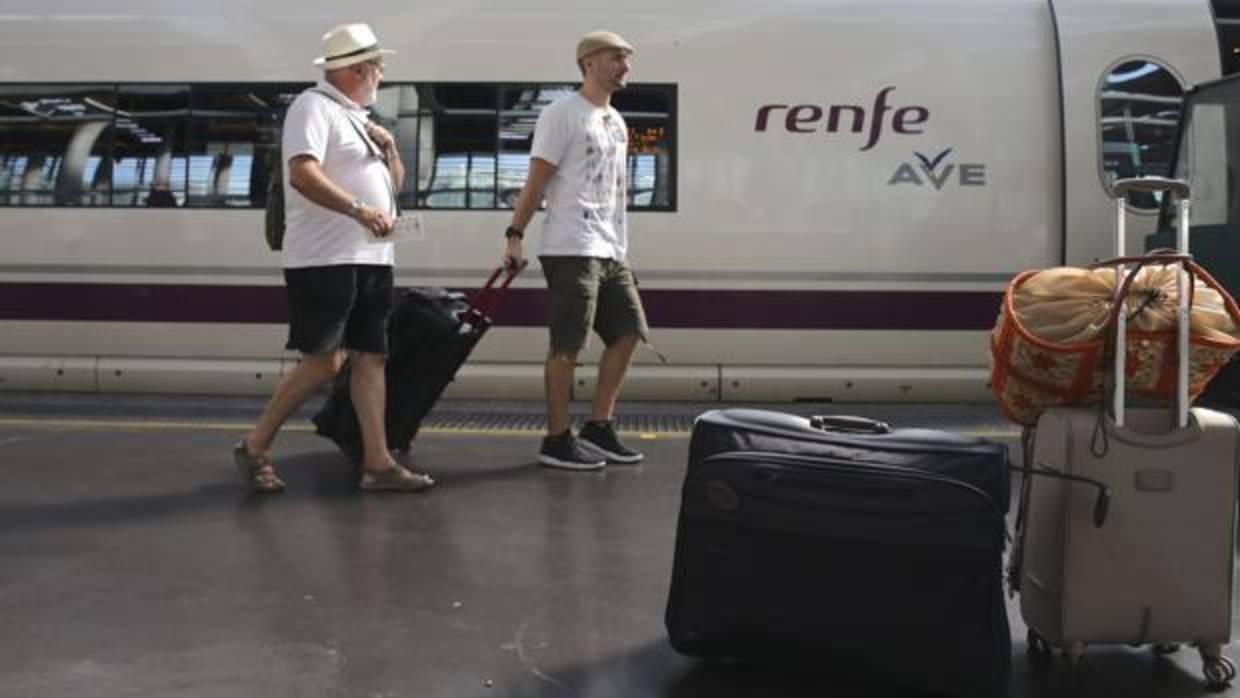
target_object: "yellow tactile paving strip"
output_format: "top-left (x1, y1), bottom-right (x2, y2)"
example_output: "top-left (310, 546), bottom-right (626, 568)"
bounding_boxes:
top-left (0, 412), bottom-right (1020, 439)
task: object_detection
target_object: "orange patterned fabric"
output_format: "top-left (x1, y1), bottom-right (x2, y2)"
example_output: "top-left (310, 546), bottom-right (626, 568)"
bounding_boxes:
top-left (990, 264), bottom-right (1240, 425)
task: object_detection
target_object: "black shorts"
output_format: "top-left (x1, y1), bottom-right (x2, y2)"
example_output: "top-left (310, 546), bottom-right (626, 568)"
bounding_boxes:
top-left (283, 264), bottom-right (394, 355)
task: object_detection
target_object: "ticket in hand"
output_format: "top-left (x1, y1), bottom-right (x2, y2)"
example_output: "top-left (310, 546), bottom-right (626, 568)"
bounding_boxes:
top-left (366, 211), bottom-right (425, 243)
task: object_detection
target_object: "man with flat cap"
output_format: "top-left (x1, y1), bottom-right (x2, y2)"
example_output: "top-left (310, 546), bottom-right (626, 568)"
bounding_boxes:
top-left (234, 22), bottom-right (434, 493)
top-left (503, 31), bottom-right (650, 470)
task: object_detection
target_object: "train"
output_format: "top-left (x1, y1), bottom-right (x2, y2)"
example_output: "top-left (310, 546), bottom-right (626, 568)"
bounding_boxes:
top-left (0, 0), bottom-right (1224, 401)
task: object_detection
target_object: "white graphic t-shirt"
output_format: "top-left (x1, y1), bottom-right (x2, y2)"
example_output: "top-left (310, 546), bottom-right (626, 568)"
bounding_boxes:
top-left (530, 93), bottom-right (629, 260)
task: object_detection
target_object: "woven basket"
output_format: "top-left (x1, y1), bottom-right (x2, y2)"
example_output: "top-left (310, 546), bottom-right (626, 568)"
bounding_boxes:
top-left (990, 261), bottom-right (1240, 425)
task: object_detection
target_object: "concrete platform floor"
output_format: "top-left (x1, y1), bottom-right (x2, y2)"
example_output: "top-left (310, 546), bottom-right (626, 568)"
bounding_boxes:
top-left (0, 393), bottom-right (1236, 698)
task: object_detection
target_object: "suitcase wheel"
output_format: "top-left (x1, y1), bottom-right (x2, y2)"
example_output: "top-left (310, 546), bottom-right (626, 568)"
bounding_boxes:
top-left (1062, 641), bottom-right (1086, 667)
top-left (1201, 654), bottom-right (1236, 692)
top-left (1152, 643), bottom-right (1180, 656)
top-left (1026, 629), bottom-right (1052, 660)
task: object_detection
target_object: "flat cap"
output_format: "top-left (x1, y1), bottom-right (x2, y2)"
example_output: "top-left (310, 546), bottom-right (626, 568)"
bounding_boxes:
top-left (576, 31), bottom-right (634, 61)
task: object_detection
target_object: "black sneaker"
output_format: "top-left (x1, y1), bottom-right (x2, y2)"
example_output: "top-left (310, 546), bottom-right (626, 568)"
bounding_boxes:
top-left (578, 420), bottom-right (644, 464)
top-left (539, 430), bottom-right (606, 470)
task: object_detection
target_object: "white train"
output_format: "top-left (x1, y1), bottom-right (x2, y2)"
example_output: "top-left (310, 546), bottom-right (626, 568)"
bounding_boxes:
top-left (0, 0), bottom-right (1224, 401)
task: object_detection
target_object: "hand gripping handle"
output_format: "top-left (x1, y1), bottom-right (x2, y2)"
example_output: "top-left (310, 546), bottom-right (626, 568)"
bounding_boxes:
top-left (464, 266), bottom-right (521, 323)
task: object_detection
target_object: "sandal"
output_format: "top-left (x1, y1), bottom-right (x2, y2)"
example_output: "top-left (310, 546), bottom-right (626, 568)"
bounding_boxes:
top-left (233, 440), bottom-right (286, 494)
top-left (359, 464), bottom-right (435, 493)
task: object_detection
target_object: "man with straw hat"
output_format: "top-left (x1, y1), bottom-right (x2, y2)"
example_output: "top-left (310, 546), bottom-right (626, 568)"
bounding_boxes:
top-left (234, 23), bottom-right (433, 493)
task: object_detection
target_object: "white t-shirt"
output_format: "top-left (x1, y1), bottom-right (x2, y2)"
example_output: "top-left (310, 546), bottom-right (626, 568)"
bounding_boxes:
top-left (281, 81), bottom-right (395, 268)
top-left (530, 93), bottom-right (629, 260)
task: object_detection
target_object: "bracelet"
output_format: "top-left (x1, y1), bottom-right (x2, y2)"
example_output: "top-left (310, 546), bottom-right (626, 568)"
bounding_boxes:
top-left (504, 226), bottom-right (524, 241)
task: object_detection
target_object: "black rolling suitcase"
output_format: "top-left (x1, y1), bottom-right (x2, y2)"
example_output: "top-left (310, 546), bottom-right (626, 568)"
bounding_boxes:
top-left (312, 266), bottom-right (518, 462)
top-left (666, 409), bottom-right (1011, 697)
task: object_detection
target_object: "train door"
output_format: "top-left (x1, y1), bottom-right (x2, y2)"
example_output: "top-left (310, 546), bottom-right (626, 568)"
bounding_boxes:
top-left (1156, 74), bottom-right (1240, 403)
top-left (1049, 0), bottom-right (1219, 264)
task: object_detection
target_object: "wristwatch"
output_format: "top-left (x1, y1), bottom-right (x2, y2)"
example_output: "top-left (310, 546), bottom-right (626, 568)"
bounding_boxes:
top-left (347, 198), bottom-right (364, 217)
top-left (504, 225), bottom-right (524, 241)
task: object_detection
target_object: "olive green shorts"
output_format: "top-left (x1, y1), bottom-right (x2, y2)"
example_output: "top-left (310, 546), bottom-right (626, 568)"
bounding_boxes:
top-left (540, 256), bottom-right (649, 356)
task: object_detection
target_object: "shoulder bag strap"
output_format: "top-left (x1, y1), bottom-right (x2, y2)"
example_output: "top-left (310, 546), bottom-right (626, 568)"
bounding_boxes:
top-left (307, 88), bottom-right (398, 216)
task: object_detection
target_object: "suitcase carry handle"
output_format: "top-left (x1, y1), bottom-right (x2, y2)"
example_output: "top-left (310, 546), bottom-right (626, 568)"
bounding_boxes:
top-left (1112, 175), bottom-right (1189, 198)
top-left (809, 415), bottom-right (892, 434)
top-left (464, 265), bottom-right (521, 322)
top-left (1012, 461), bottom-right (1112, 528)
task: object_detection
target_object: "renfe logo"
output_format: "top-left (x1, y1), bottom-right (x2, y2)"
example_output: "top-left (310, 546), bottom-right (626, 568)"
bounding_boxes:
top-left (753, 86), bottom-right (928, 151)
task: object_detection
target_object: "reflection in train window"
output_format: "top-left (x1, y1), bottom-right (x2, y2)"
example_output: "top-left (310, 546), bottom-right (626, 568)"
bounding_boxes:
top-left (492, 83), bottom-right (677, 210)
top-left (1099, 60), bottom-right (1185, 209)
top-left (187, 83), bottom-right (307, 208)
top-left (0, 85), bottom-right (117, 206)
top-left (499, 84), bottom-right (577, 209)
top-left (371, 84), bottom-right (422, 210)
top-left (419, 82), bottom-right (677, 210)
top-left (0, 81), bottom-right (676, 211)
top-left (415, 84), bottom-right (499, 209)
top-left (114, 85), bottom-right (189, 207)
top-left (613, 85), bottom-right (676, 208)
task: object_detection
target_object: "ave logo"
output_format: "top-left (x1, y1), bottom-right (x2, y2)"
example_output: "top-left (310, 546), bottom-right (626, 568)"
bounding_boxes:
top-left (888, 148), bottom-right (986, 189)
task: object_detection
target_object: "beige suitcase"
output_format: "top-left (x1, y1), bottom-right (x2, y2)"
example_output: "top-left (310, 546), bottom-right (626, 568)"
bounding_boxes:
top-left (1012, 177), bottom-right (1239, 690)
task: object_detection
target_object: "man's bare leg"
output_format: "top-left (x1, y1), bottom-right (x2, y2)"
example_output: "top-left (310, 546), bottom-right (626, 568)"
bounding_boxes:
top-left (545, 351), bottom-right (578, 435)
top-left (352, 351), bottom-right (434, 490)
top-left (538, 349), bottom-right (606, 469)
top-left (591, 334), bottom-right (639, 422)
top-left (244, 350), bottom-right (343, 456)
top-left (577, 334), bottom-right (643, 464)
top-left (350, 351), bottom-right (394, 472)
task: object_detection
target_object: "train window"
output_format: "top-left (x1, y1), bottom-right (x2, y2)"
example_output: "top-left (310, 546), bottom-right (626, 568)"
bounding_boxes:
top-left (1218, 23), bottom-right (1240, 75)
top-left (114, 85), bottom-right (189, 207)
top-left (372, 84), bottom-right (422, 210)
top-left (613, 84), bottom-right (676, 209)
top-left (0, 81), bottom-right (677, 211)
top-left (0, 85), bottom-right (117, 206)
top-left (186, 83), bottom-right (307, 208)
top-left (499, 84), bottom-right (577, 209)
top-left (1099, 60), bottom-right (1185, 209)
top-left (493, 83), bottom-right (678, 211)
top-left (1215, 1), bottom-right (1240, 74)
top-left (415, 84), bottom-right (500, 209)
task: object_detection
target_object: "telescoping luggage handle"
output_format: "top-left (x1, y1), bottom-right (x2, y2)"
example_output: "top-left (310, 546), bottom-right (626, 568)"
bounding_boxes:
top-left (463, 266), bottom-right (521, 324)
top-left (1109, 176), bottom-right (1192, 429)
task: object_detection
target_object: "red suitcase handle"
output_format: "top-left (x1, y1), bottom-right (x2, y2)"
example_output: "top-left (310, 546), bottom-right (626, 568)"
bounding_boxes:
top-left (464, 265), bottom-right (521, 322)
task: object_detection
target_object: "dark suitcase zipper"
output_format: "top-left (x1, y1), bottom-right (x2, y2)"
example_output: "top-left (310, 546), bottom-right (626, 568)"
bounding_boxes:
top-left (695, 414), bottom-right (1003, 458)
top-left (697, 450), bottom-right (1006, 525)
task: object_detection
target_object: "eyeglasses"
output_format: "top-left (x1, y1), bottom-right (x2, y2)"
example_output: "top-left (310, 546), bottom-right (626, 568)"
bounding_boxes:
top-left (363, 59), bottom-right (385, 72)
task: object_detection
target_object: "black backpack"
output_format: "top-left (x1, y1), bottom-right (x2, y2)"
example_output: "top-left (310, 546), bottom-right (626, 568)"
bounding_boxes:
top-left (264, 151), bottom-right (285, 251)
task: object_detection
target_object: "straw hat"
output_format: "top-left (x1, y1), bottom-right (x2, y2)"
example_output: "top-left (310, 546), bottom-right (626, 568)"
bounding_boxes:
top-left (313, 23), bottom-right (395, 70)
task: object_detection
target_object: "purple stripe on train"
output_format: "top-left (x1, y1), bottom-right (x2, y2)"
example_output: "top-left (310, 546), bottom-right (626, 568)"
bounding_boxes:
top-left (0, 283), bottom-right (1001, 331)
